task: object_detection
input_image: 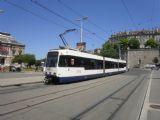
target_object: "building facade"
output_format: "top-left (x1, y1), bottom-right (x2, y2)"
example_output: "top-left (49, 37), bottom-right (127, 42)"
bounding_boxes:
top-left (107, 29), bottom-right (160, 68)
top-left (0, 32), bottom-right (25, 66)
top-left (108, 29), bottom-right (160, 48)
top-left (127, 49), bottom-right (160, 68)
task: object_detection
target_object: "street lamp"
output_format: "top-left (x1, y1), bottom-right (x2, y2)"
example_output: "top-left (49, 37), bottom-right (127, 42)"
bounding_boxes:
top-left (76, 17), bottom-right (88, 43)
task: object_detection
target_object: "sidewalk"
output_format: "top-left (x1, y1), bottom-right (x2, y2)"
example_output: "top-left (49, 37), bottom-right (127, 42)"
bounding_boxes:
top-left (147, 70), bottom-right (160, 120)
top-left (0, 72), bottom-right (44, 87)
top-left (140, 70), bottom-right (160, 120)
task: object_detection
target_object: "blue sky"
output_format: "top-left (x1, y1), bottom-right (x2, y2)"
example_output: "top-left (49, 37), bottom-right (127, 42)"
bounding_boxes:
top-left (0, 0), bottom-right (160, 59)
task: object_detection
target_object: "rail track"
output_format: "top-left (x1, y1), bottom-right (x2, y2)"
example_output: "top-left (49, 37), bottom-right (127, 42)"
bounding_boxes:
top-left (0, 75), bottom-right (133, 117)
top-left (71, 75), bottom-right (149, 120)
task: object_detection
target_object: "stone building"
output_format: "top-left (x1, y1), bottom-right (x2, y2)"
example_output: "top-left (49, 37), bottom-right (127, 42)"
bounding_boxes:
top-left (0, 32), bottom-right (25, 66)
top-left (108, 29), bottom-right (160, 48)
top-left (106, 29), bottom-right (160, 68)
top-left (126, 49), bottom-right (160, 68)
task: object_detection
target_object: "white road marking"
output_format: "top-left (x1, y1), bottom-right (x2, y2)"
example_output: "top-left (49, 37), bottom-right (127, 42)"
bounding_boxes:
top-left (139, 71), bottom-right (153, 120)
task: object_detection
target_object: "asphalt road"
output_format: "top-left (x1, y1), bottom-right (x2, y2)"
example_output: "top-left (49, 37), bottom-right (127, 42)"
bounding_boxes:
top-left (0, 72), bottom-right (43, 79)
top-left (0, 72), bottom-right (44, 86)
top-left (0, 69), bottom-right (151, 120)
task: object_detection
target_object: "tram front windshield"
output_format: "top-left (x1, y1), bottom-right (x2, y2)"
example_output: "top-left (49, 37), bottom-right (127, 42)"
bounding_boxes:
top-left (46, 52), bottom-right (58, 67)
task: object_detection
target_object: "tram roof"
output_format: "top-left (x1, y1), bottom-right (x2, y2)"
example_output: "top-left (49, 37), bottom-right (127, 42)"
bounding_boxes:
top-left (49, 48), bottom-right (126, 63)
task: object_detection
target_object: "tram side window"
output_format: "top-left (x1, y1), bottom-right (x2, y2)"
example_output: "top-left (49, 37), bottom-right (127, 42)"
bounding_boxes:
top-left (90, 59), bottom-right (96, 69)
top-left (119, 63), bottom-right (122, 68)
top-left (110, 62), bottom-right (114, 68)
top-left (97, 60), bottom-right (103, 69)
top-left (59, 55), bottom-right (111, 70)
top-left (105, 61), bottom-right (118, 69)
top-left (83, 58), bottom-right (91, 69)
top-left (71, 56), bottom-right (81, 67)
top-left (119, 63), bottom-right (126, 68)
top-left (115, 62), bottom-right (118, 68)
top-left (81, 58), bottom-right (94, 70)
top-left (83, 58), bottom-right (103, 70)
top-left (113, 62), bottom-right (117, 68)
top-left (80, 58), bottom-right (85, 67)
top-left (59, 55), bottom-right (82, 67)
top-left (105, 61), bottom-right (108, 69)
top-left (105, 61), bottom-right (111, 69)
top-left (59, 56), bottom-right (69, 67)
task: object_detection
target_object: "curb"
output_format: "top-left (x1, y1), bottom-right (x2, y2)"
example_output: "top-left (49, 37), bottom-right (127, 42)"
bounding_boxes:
top-left (139, 71), bottom-right (153, 120)
top-left (0, 81), bottom-right (43, 87)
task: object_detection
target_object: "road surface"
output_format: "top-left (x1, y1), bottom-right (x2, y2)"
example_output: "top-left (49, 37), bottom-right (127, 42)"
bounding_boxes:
top-left (0, 69), bottom-right (151, 120)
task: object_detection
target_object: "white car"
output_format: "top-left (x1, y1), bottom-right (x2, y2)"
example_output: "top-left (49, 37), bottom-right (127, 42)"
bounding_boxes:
top-left (144, 64), bottom-right (156, 69)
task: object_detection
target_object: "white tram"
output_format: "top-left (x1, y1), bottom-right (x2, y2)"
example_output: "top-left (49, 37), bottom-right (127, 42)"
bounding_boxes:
top-left (44, 48), bottom-right (126, 84)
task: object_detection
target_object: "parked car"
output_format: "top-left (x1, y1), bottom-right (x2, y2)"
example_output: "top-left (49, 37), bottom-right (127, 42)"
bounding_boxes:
top-left (9, 65), bottom-right (21, 72)
top-left (144, 64), bottom-right (156, 69)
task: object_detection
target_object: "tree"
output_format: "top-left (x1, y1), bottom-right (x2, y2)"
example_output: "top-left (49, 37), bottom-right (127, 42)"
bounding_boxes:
top-left (145, 38), bottom-right (159, 48)
top-left (153, 57), bottom-right (159, 64)
top-left (12, 55), bottom-right (24, 64)
top-left (12, 54), bottom-right (36, 68)
top-left (35, 60), bottom-right (41, 67)
top-left (128, 38), bottom-right (140, 49)
top-left (119, 38), bottom-right (129, 50)
top-left (100, 42), bottom-right (119, 58)
top-left (23, 54), bottom-right (36, 68)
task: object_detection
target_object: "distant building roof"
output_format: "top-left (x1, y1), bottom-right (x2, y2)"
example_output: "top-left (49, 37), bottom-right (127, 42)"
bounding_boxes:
top-left (0, 32), bottom-right (11, 36)
top-left (108, 28), bottom-right (160, 48)
top-left (110, 28), bottom-right (160, 39)
top-left (0, 32), bottom-right (25, 47)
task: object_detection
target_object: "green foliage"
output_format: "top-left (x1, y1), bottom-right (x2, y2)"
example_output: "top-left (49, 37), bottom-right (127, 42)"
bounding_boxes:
top-left (12, 55), bottom-right (24, 64)
top-left (128, 38), bottom-right (140, 49)
top-left (145, 38), bottom-right (159, 48)
top-left (153, 57), bottom-right (159, 64)
top-left (24, 54), bottom-right (36, 67)
top-left (120, 38), bottom-right (129, 50)
top-left (12, 54), bottom-right (36, 67)
top-left (100, 42), bottom-right (119, 58)
top-left (35, 60), bottom-right (41, 67)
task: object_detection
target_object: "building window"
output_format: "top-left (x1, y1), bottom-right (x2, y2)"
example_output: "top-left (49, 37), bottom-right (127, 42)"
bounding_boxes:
top-left (12, 48), bottom-right (16, 55)
top-left (0, 58), bottom-right (5, 65)
top-left (18, 49), bottom-right (22, 55)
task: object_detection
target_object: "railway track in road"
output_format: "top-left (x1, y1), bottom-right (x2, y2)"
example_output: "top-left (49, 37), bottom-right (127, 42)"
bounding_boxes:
top-left (0, 75), bottom-right (134, 117)
top-left (0, 74), bottom-right (130, 106)
top-left (71, 74), bottom-right (149, 120)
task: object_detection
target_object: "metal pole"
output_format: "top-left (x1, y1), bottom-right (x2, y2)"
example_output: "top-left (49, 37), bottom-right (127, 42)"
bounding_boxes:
top-left (80, 19), bottom-right (83, 43)
top-left (76, 17), bottom-right (87, 43)
top-left (126, 48), bottom-right (129, 71)
top-left (119, 44), bottom-right (121, 59)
